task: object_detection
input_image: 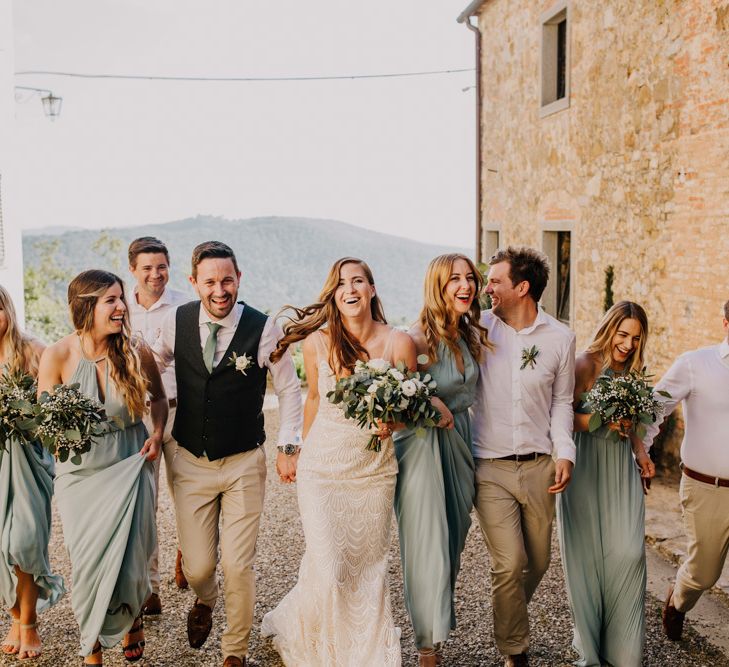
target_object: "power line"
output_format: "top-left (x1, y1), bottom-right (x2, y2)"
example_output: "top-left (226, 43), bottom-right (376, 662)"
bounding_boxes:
top-left (14, 67), bottom-right (474, 83)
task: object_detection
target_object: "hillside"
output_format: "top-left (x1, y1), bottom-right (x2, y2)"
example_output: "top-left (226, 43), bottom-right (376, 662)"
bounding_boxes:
top-left (23, 215), bottom-right (472, 323)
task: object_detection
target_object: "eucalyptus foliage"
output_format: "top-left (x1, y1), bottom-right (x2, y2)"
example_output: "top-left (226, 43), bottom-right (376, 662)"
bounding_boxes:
top-left (582, 370), bottom-right (670, 441)
top-left (327, 359), bottom-right (441, 452)
top-left (0, 370), bottom-right (40, 449)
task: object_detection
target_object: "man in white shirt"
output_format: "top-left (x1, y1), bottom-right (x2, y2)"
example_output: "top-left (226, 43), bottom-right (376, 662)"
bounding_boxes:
top-left (643, 300), bottom-right (729, 641)
top-left (470, 246), bottom-right (576, 667)
top-left (154, 241), bottom-right (302, 667)
top-left (126, 236), bottom-right (190, 614)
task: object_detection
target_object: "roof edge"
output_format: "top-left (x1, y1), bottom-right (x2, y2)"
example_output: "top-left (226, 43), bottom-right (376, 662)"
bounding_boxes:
top-left (456, 0), bottom-right (488, 23)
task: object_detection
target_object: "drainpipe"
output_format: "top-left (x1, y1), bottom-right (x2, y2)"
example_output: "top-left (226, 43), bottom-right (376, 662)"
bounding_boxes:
top-left (457, 4), bottom-right (485, 264)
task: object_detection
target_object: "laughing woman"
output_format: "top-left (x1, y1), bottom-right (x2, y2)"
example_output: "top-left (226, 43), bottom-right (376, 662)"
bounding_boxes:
top-left (557, 301), bottom-right (656, 667)
top-left (394, 254), bottom-right (490, 666)
top-left (0, 286), bottom-right (65, 661)
top-left (37, 270), bottom-right (167, 665)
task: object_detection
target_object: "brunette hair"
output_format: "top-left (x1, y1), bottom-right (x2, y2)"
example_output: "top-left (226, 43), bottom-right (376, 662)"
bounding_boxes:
top-left (128, 236), bottom-right (169, 268)
top-left (0, 284), bottom-right (40, 376)
top-left (489, 246), bottom-right (550, 302)
top-left (724, 299), bottom-right (729, 321)
top-left (586, 300), bottom-right (648, 373)
top-left (67, 270), bottom-right (148, 419)
top-left (191, 241), bottom-right (239, 278)
top-left (419, 254), bottom-right (491, 364)
top-left (270, 257), bottom-right (386, 375)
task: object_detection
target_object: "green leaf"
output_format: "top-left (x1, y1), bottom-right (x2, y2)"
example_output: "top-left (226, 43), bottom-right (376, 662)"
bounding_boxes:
top-left (588, 412), bottom-right (603, 432)
top-left (657, 390), bottom-right (672, 398)
top-left (603, 405), bottom-right (617, 418)
top-left (70, 452), bottom-right (83, 465)
top-left (65, 429), bottom-right (82, 441)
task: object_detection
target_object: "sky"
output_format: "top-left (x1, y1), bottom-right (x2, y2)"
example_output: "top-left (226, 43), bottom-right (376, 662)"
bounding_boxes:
top-left (11, 0), bottom-right (478, 248)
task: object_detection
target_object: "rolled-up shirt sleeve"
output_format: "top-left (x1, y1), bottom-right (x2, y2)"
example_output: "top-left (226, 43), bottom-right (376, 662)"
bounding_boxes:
top-left (551, 334), bottom-right (577, 463)
top-left (152, 308), bottom-right (177, 372)
top-left (642, 355), bottom-right (691, 451)
top-left (258, 317), bottom-right (303, 447)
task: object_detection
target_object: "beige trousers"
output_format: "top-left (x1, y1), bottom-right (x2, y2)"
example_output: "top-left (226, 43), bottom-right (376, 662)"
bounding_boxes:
top-left (171, 444), bottom-right (267, 659)
top-left (674, 473), bottom-right (729, 612)
top-left (474, 455), bottom-right (556, 655)
top-left (143, 405), bottom-right (179, 594)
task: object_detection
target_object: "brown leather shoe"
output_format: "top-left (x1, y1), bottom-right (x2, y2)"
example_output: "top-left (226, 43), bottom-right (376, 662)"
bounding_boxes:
top-left (222, 657), bottom-right (245, 667)
top-left (187, 599), bottom-right (213, 649)
top-left (141, 592), bottom-right (161, 615)
top-left (663, 584), bottom-right (685, 641)
top-left (175, 549), bottom-right (189, 590)
top-left (505, 654), bottom-right (529, 667)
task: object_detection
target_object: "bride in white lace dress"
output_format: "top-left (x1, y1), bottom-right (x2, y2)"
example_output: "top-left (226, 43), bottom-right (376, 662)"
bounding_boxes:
top-left (262, 257), bottom-right (416, 667)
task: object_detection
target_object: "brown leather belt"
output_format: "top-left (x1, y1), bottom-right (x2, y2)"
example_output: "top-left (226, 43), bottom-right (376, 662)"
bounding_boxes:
top-left (146, 398), bottom-right (177, 408)
top-left (682, 465), bottom-right (729, 488)
top-left (494, 452), bottom-right (548, 462)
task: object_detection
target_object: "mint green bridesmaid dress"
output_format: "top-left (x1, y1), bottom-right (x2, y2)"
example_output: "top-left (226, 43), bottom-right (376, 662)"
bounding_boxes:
top-left (54, 355), bottom-right (156, 657)
top-left (394, 339), bottom-right (477, 650)
top-left (0, 439), bottom-right (65, 612)
top-left (557, 370), bottom-right (646, 667)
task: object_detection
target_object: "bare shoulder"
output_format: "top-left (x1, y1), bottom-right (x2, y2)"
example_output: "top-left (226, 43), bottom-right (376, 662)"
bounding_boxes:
top-left (391, 328), bottom-right (416, 353)
top-left (575, 351), bottom-right (599, 384)
top-left (41, 334), bottom-right (74, 364)
top-left (406, 323), bottom-right (428, 351)
top-left (302, 330), bottom-right (323, 354)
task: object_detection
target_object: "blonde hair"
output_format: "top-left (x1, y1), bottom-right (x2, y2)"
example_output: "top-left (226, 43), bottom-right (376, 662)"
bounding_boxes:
top-left (0, 284), bottom-right (40, 376)
top-left (270, 258), bottom-right (386, 375)
top-left (586, 300), bottom-right (648, 373)
top-left (67, 270), bottom-right (148, 419)
top-left (419, 254), bottom-right (491, 364)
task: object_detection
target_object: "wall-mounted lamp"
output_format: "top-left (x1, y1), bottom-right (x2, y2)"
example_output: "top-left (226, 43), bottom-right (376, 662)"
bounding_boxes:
top-left (15, 85), bottom-right (63, 120)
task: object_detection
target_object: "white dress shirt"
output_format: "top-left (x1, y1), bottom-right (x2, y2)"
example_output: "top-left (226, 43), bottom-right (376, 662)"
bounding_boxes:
top-left (643, 340), bottom-right (729, 478)
top-left (154, 302), bottom-right (303, 447)
top-left (127, 285), bottom-right (189, 400)
top-left (471, 308), bottom-right (577, 463)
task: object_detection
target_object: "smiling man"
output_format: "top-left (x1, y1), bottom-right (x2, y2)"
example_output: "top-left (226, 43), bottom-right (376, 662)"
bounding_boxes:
top-left (470, 246), bottom-right (576, 667)
top-left (153, 241), bottom-right (302, 667)
top-left (126, 236), bottom-right (189, 613)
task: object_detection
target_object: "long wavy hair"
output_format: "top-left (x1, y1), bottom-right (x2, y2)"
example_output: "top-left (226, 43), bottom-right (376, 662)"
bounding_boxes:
top-left (419, 254), bottom-right (492, 364)
top-left (67, 270), bottom-right (148, 419)
top-left (270, 258), bottom-right (387, 375)
top-left (0, 284), bottom-right (39, 376)
top-left (586, 300), bottom-right (648, 373)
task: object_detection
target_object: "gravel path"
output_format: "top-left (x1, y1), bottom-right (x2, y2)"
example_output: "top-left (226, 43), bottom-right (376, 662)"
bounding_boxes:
top-left (2, 410), bottom-right (727, 666)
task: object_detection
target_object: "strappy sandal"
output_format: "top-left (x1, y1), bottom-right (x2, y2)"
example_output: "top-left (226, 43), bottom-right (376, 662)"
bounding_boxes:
top-left (122, 616), bottom-right (145, 662)
top-left (2, 619), bottom-right (20, 654)
top-left (83, 640), bottom-right (102, 665)
top-left (18, 622), bottom-right (42, 661)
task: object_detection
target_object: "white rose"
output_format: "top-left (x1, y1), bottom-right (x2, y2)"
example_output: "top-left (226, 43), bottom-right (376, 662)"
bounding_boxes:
top-left (235, 356), bottom-right (251, 372)
top-left (401, 380), bottom-right (417, 397)
top-left (367, 358), bottom-right (390, 373)
top-left (398, 397), bottom-right (410, 410)
top-left (367, 383), bottom-right (379, 394)
top-left (389, 369), bottom-right (405, 382)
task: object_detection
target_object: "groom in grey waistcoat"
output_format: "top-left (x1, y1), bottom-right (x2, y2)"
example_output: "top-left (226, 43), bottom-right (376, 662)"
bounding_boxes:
top-left (154, 241), bottom-right (302, 667)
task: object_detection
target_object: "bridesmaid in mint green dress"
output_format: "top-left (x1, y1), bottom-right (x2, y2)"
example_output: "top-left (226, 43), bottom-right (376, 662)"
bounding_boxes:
top-left (0, 286), bottom-right (64, 661)
top-left (394, 254), bottom-right (491, 667)
top-left (38, 270), bottom-right (167, 665)
top-left (557, 301), bottom-right (655, 667)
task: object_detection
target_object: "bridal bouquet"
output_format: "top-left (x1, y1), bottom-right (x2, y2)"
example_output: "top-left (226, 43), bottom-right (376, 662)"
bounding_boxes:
top-left (0, 370), bottom-right (40, 449)
top-left (34, 383), bottom-right (109, 464)
top-left (582, 369), bottom-right (670, 441)
top-left (327, 359), bottom-right (441, 452)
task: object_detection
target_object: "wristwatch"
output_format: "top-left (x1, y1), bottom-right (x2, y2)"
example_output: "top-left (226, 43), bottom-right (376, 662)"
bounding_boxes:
top-left (277, 443), bottom-right (301, 456)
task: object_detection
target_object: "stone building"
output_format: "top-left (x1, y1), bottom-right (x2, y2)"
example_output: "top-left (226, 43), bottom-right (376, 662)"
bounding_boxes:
top-left (458, 0), bottom-right (729, 465)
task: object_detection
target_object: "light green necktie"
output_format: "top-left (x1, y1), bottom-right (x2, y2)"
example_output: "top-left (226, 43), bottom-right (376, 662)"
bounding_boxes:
top-left (203, 322), bottom-right (222, 373)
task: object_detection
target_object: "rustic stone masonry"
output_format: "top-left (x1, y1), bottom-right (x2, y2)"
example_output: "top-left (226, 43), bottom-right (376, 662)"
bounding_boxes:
top-left (473, 0), bottom-right (729, 463)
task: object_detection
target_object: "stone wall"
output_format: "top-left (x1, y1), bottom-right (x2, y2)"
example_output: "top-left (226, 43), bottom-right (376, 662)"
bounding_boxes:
top-left (475, 0), bottom-right (729, 466)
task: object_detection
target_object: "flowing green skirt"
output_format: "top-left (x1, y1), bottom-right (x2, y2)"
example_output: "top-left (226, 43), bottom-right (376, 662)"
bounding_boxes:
top-left (557, 429), bottom-right (646, 667)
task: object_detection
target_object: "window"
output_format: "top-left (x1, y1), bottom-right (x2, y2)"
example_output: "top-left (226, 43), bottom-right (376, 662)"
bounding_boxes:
top-left (541, 2), bottom-right (570, 117)
top-left (483, 229), bottom-right (500, 262)
top-left (542, 230), bottom-right (571, 324)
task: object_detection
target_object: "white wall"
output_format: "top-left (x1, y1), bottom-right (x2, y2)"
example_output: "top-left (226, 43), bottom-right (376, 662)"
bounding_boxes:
top-left (0, 0), bottom-right (24, 324)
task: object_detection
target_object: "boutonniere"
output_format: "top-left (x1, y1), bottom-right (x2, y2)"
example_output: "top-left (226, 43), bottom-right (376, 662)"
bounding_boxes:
top-left (228, 351), bottom-right (253, 375)
top-left (520, 345), bottom-right (539, 370)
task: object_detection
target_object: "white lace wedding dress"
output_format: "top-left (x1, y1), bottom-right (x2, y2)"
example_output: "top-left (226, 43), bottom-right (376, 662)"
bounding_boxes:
top-left (262, 331), bottom-right (401, 666)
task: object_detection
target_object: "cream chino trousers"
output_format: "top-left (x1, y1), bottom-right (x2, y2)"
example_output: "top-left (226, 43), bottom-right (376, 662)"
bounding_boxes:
top-left (171, 444), bottom-right (267, 659)
top-left (474, 455), bottom-right (556, 656)
top-left (143, 405), bottom-right (178, 595)
top-left (674, 473), bottom-right (729, 612)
